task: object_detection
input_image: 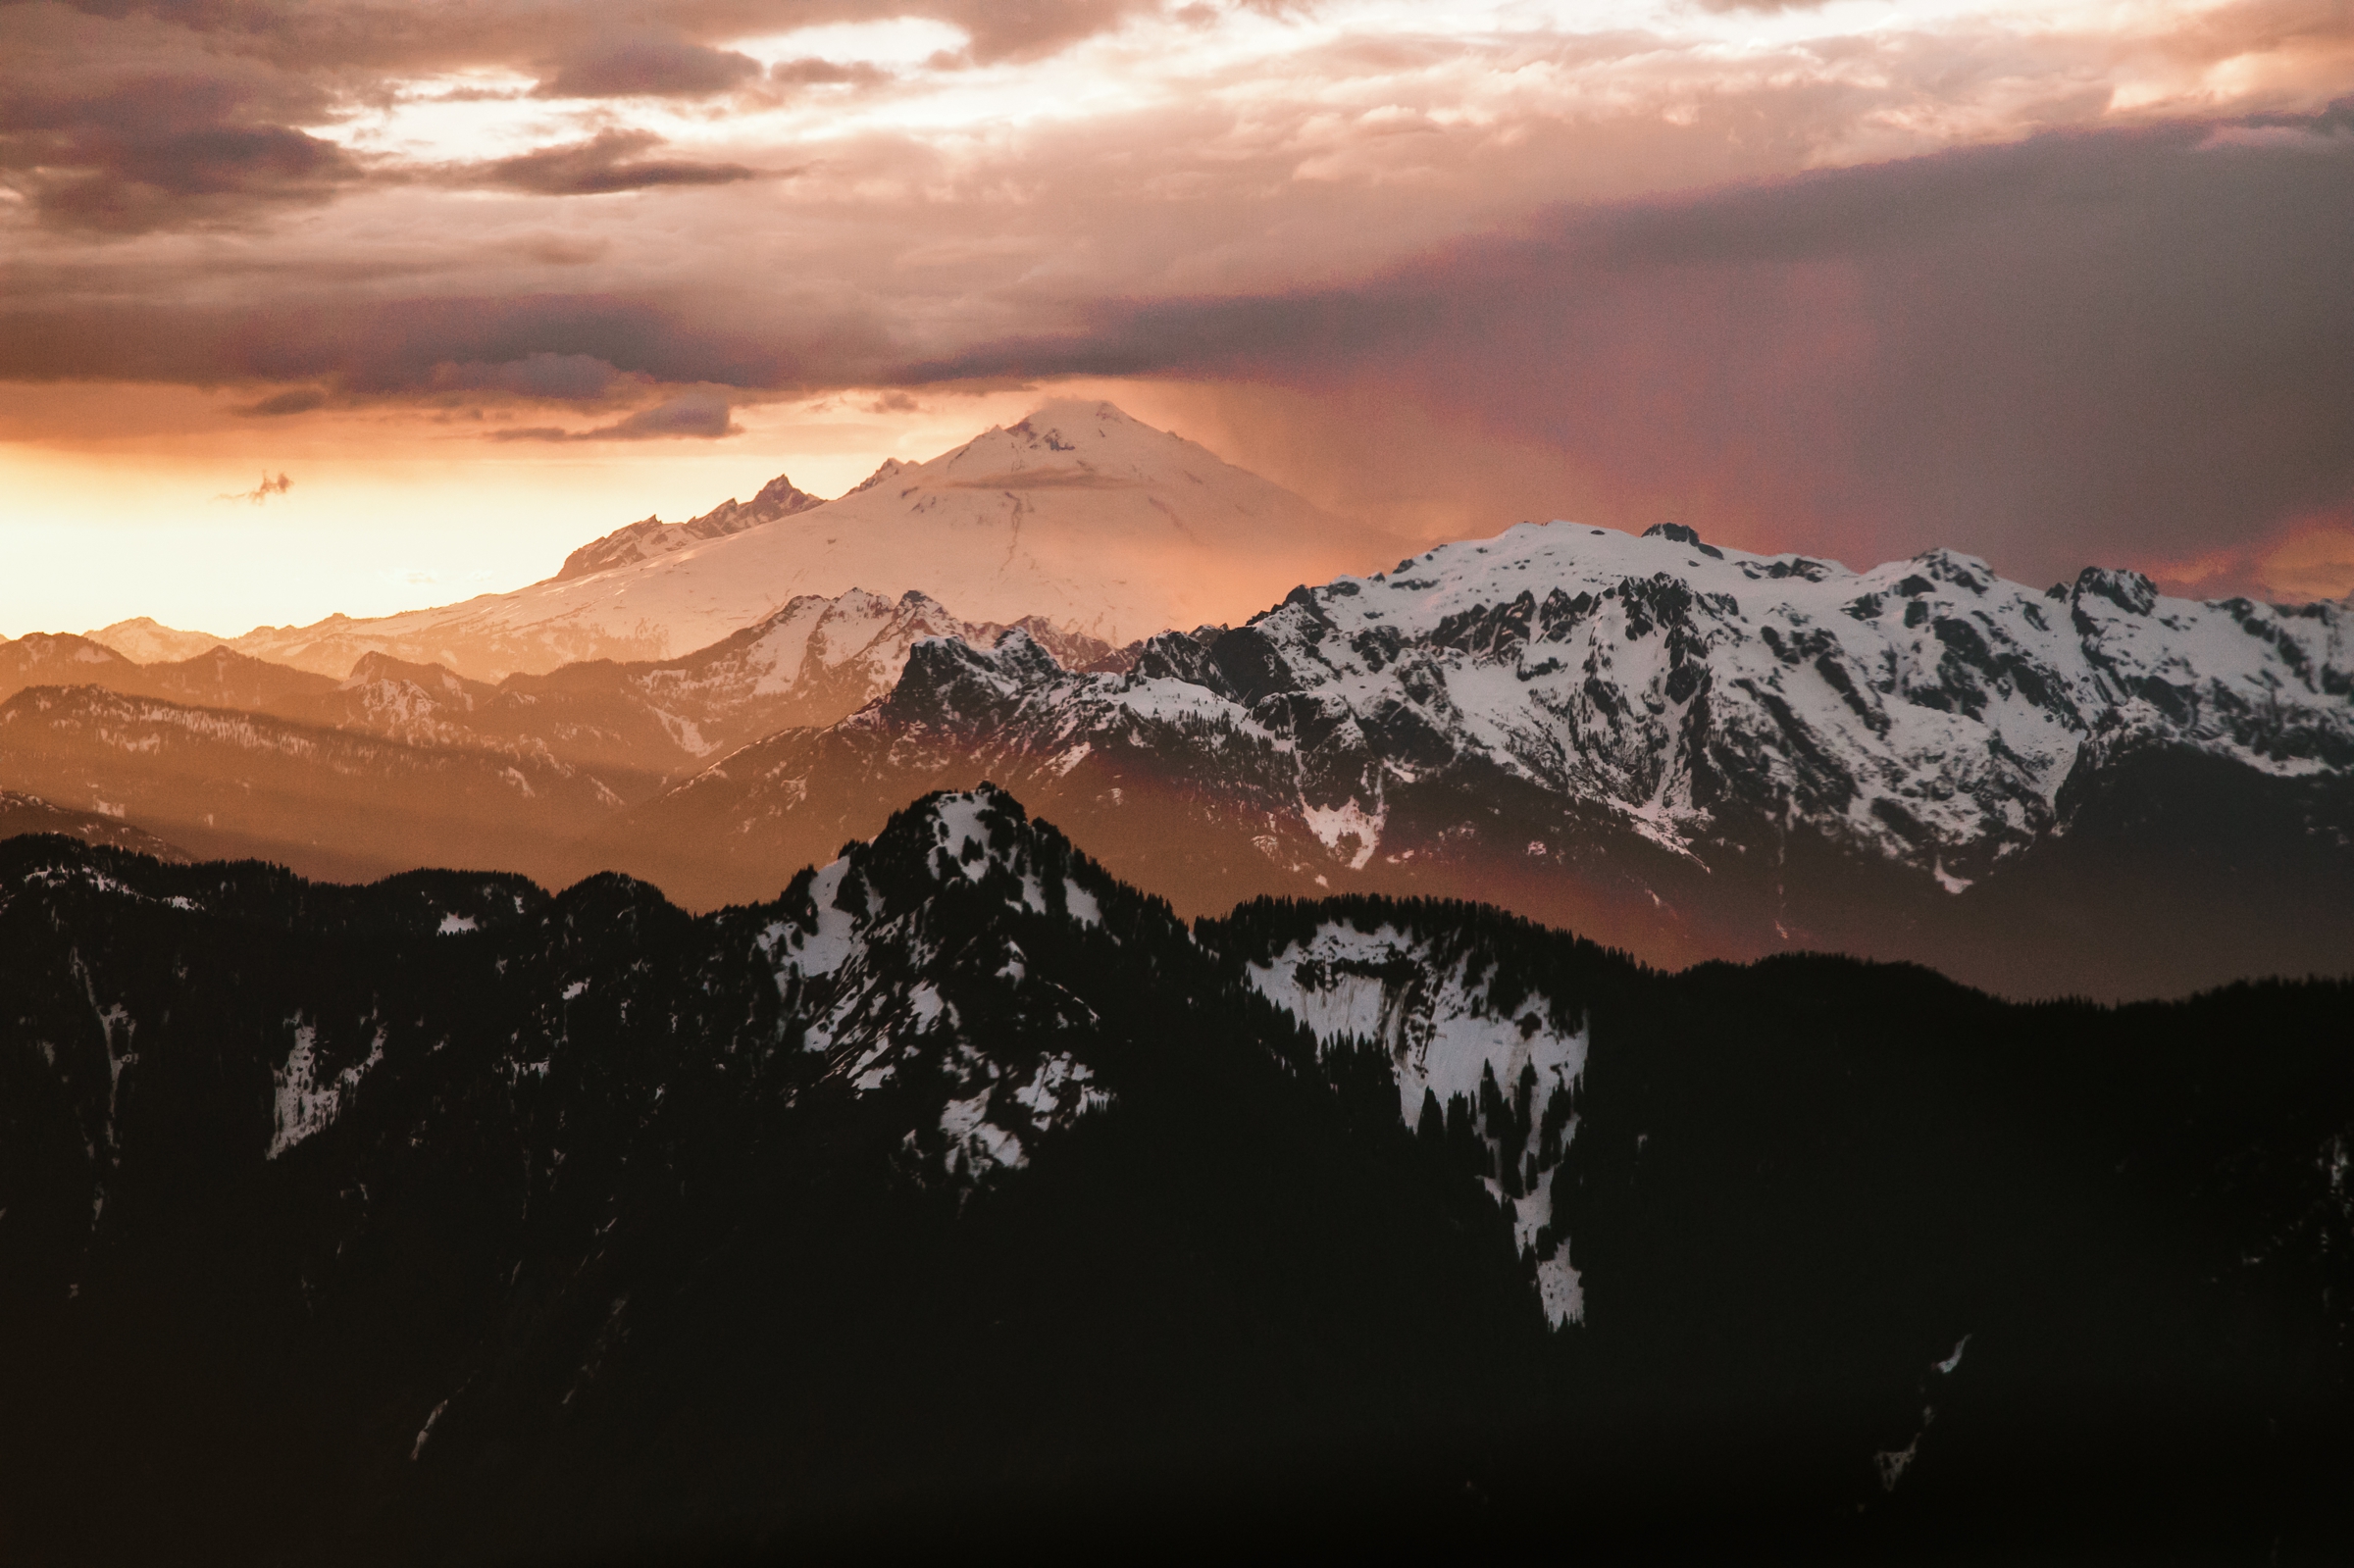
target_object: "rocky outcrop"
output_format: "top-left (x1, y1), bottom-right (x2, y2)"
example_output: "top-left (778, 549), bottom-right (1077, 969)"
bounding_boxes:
top-left (553, 472), bottom-right (826, 582)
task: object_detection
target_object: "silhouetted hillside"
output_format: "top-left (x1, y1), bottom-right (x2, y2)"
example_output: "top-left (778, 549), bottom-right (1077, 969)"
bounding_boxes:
top-left (2, 792), bottom-right (2348, 1563)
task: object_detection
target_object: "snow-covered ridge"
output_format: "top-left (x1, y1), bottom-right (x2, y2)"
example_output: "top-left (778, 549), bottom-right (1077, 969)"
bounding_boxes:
top-left (553, 472), bottom-right (825, 582)
top-left (880, 521), bottom-right (2351, 887)
top-left (1248, 920), bottom-right (1588, 1327)
top-left (1236, 522), bottom-right (2350, 872)
top-left (314, 587), bottom-right (1116, 775)
top-left (602, 587), bottom-right (1116, 759)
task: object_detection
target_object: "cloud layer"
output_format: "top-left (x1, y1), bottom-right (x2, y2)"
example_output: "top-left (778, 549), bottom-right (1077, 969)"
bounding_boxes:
top-left (7, 0), bottom-right (2354, 602)
top-left (490, 388), bottom-right (742, 441)
top-left (923, 107), bottom-right (2354, 591)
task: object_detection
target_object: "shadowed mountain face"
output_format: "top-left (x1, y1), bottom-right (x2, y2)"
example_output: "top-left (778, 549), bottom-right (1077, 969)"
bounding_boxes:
top-left (0, 683), bottom-right (621, 885)
top-left (593, 524), bottom-right (2354, 1000)
top-left (0, 790), bottom-right (2349, 1563)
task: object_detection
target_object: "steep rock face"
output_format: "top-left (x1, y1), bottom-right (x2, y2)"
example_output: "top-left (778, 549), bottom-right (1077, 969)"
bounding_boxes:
top-left (598, 524), bottom-right (2352, 997)
top-left (201, 401), bottom-right (1391, 679)
top-left (1240, 918), bottom-right (1590, 1326)
top-left (1, 801), bottom-right (2349, 1562)
top-left (552, 471), bottom-right (827, 582)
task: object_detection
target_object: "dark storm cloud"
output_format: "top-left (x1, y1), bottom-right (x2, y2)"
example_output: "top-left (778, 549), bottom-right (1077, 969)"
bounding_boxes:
top-left (931, 0), bottom-right (1156, 63)
top-left (0, 8), bottom-right (365, 232)
top-left (235, 387), bottom-right (329, 417)
top-left (0, 291), bottom-right (881, 395)
top-left (428, 351), bottom-right (631, 399)
top-left (31, 0), bottom-right (1156, 75)
top-left (467, 129), bottom-right (764, 195)
top-left (912, 106), bottom-right (2354, 587)
top-left (488, 388), bottom-right (740, 440)
top-left (533, 31), bottom-right (763, 98)
top-left (2, 0), bottom-right (1155, 234)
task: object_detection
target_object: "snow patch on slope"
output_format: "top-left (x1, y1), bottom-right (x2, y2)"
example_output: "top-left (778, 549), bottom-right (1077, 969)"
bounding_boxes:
top-left (269, 1017), bottom-right (386, 1160)
top-left (1247, 921), bottom-right (1589, 1326)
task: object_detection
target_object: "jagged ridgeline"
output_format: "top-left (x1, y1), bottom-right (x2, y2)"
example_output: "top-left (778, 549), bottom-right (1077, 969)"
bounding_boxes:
top-left (593, 522), bottom-right (2354, 1002)
top-left (2, 790), bottom-right (2350, 1562)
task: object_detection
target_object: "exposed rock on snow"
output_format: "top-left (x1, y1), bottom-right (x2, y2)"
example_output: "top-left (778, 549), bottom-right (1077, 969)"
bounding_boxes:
top-left (553, 473), bottom-right (827, 582)
top-left (756, 785), bottom-right (1126, 1195)
top-left (869, 522), bottom-right (2353, 885)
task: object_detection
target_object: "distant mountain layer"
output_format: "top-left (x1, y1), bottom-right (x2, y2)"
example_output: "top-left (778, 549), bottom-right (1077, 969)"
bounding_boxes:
top-left (0, 683), bottom-right (622, 885)
top-left (0, 790), bottom-right (185, 860)
top-left (2, 790), bottom-right (2348, 1561)
top-left (81, 616), bottom-right (230, 665)
top-left (3, 591), bottom-right (1118, 873)
top-left (132, 400), bottom-right (1389, 681)
top-left (595, 522), bottom-right (2353, 999)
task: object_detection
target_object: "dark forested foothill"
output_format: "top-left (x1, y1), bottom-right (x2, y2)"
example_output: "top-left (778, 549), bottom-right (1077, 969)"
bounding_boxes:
top-left (1, 792), bottom-right (2349, 1564)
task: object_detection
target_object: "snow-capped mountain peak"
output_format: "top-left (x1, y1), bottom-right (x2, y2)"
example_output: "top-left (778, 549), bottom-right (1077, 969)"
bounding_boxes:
top-left (193, 401), bottom-right (1394, 681)
top-left (846, 456), bottom-right (912, 494)
top-left (748, 786), bottom-right (1130, 1184)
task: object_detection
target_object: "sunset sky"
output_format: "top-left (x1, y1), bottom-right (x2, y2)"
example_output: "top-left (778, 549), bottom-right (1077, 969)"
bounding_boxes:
top-left (4, 0), bottom-right (2351, 638)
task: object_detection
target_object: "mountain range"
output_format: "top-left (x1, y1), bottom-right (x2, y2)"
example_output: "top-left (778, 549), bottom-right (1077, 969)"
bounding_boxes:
top-left (5, 399), bottom-right (2349, 1000)
top-left (2, 789), bottom-right (2347, 1561)
top-left (586, 520), bottom-right (2354, 999)
top-left (0, 591), bottom-right (1116, 881)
